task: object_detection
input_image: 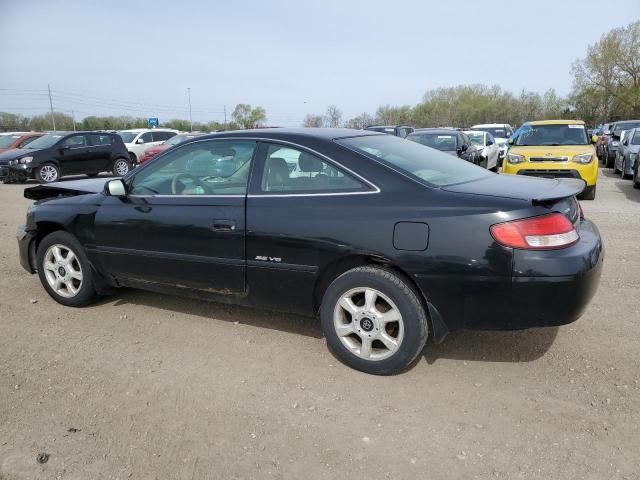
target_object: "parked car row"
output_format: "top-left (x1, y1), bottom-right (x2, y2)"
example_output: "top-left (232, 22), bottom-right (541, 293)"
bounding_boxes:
top-left (0, 128), bottom-right (201, 184)
top-left (597, 120), bottom-right (640, 189)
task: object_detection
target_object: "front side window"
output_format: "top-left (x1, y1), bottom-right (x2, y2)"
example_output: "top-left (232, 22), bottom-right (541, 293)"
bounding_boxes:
top-left (631, 131), bottom-right (640, 145)
top-left (130, 140), bottom-right (256, 195)
top-left (338, 134), bottom-right (491, 187)
top-left (515, 124), bottom-right (589, 146)
top-left (407, 133), bottom-right (457, 151)
top-left (140, 132), bottom-right (153, 143)
top-left (62, 134), bottom-right (87, 148)
top-left (117, 132), bottom-right (138, 143)
top-left (260, 144), bottom-right (367, 193)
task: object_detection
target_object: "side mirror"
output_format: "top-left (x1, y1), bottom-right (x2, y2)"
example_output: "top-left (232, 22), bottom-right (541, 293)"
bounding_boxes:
top-left (460, 144), bottom-right (468, 152)
top-left (591, 134), bottom-right (599, 144)
top-left (506, 131), bottom-right (512, 137)
top-left (487, 139), bottom-right (493, 146)
top-left (105, 179), bottom-right (127, 196)
top-left (62, 145), bottom-right (71, 150)
top-left (136, 138), bottom-right (145, 144)
top-left (508, 137), bottom-right (514, 145)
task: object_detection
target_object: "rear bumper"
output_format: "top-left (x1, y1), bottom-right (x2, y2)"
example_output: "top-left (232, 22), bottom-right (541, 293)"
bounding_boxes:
top-left (17, 225), bottom-right (37, 273)
top-left (414, 218), bottom-right (603, 332)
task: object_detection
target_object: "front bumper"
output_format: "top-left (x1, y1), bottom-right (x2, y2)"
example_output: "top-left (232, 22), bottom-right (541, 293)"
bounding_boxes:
top-left (17, 225), bottom-right (37, 273)
top-left (502, 160), bottom-right (598, 186)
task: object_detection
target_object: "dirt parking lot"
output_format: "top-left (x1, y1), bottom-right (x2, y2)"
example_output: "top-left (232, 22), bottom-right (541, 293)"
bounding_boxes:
top-left (0, 170), bottom-right (638, 480)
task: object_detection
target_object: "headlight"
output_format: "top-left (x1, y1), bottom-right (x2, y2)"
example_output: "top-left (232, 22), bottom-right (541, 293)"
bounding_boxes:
top-left (19, 156), bottom-right (33, 164)
top-left (507, 153), bottom-right (525, 164)
top-left (572, 153), bottom-right (594, 164)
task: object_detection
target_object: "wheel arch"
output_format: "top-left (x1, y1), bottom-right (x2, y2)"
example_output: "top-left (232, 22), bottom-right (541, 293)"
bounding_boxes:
top-left (312, 254), bottom-right (449, 343)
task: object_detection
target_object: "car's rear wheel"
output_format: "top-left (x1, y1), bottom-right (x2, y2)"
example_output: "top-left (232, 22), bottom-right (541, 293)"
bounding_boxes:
top-left (36, 163), bottom-right (60, 183)
top-left (112, 158), bottom-right (132, 176)
top-left (36, 231), bottom-right (97, 307)
top-left (320, 266), bottom-right (428, 375)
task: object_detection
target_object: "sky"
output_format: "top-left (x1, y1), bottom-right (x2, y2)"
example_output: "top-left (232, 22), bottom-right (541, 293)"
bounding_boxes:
top-left (1, 0), bottom-right (638, 126)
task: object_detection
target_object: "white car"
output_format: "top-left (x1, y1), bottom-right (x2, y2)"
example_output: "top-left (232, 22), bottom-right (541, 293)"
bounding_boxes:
top-left (469, 123), bottom-right (514, 165)
top-left (117, 129), bottom-right (178, 164)
top-left (464, 130), bottom-right (500, 171)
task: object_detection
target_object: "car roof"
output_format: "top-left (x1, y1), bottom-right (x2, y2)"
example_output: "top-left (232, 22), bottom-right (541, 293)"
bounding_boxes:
top-left (365, 125), bottom-right (411, 128)
top-left (528, 120), bottom-right (585, 126)
top-left (409, 128), bottom-right (458, 135)
top-left (471, 124), bottom-right (511, 128)
top-left (119, 128), bottom-right (177, 133)
top-left (199, 127), bottom-right (381, 141)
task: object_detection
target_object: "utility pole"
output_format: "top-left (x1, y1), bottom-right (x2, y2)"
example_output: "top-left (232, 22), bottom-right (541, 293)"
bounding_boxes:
top-left (47, 83), bottom-right (56, 132)
top-left (71, 110), bottom-right (76, 131)
top-left (187, 87), bottom-right (193, 132)
top-left (224, 105), bottom-right (227, 129)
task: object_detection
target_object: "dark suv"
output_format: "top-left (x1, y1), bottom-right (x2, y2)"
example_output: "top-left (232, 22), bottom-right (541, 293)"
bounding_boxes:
top-left (0, 131), bottom-right (131, 183)
top-left (604, 120), bottom-right (640, 168)
top-left (364, 125), bottom-right (414, 138)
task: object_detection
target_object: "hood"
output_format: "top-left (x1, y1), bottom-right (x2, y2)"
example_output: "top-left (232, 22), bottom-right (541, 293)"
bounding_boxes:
top-left (509, 145), bottom-right (595, 160)
top-left (24, 177), bottom-right (115, 200)
top-left (0, 148), bottom-right (34, 163)
top-left (442, 173), bottom-right (585, 203)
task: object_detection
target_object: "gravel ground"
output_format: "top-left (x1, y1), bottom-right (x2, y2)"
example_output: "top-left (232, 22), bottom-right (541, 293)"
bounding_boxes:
top-left (0, 170), bottom-right (638, 480)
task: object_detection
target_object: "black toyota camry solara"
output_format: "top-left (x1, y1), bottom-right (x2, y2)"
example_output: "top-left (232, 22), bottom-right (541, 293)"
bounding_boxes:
top-left (17, 128), bottom-right (603, 374)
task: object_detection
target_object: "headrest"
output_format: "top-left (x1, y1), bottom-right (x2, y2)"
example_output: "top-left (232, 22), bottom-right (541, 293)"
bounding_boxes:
top-left (298, 152), bottom-right (324, 173)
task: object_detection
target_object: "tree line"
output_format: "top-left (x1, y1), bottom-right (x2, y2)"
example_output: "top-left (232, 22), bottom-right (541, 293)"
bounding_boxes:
top-left (0, 103), bottom-right (267, 133)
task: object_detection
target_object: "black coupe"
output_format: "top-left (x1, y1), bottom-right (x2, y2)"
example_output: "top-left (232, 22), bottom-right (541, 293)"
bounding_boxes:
top-left (17, 128), bottom-right (603, 374)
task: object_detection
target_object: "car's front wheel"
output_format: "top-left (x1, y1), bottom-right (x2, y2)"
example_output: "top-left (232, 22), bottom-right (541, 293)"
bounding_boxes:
top-left (320, 266), bottom-right (428, 375)
top-left (36, 231), bottom-right (97, 307)
top-left (112, 158), bottom-right (132, 176)
top-left (35, 163), bottom-right (60, 183)
top-left (621, 159), bottom-right (631, 180)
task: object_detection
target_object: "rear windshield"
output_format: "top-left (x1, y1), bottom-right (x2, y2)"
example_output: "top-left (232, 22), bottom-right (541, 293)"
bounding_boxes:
top-left (470, 127), bottom-right (510, 138)
top-left (407, 133), bottom-right (457, 151)
top-left (0, 135), bottom-right (20, 148)
top-left (337, 134), bottom-right (491, 187)
top-left (515, 124), bottom-right (589, 146)
top-left (613, 121), bottom-right (640, 135)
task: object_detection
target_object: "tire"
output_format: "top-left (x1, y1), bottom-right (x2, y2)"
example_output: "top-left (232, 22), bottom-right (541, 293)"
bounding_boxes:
top-left (320, 266), bottom-right (428, 375)
top-left (633, 163), bottom-right (640, 189)
top-left (621, 159), bottom-right (631, 180)
top-left (580, 185), bottom-right (596, 200)
top-left (112, 158), bottom-right (132, 177)
top-left (613, 157), bottom-right (620, 174)
top-left (128, 152), bottom-right (137, 165)
top-left (36, 231), bottom-right (97, 307)
top-left (35, 163), bottom-right (60, 183)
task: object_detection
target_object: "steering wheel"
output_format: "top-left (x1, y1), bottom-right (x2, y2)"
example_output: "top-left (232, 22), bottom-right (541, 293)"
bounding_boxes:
top-left (170, 173), bottom-right (212, 195)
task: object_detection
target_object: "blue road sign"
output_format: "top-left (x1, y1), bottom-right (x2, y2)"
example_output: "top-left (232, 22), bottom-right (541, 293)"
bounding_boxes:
top-left (148, 117), bottom-right (159, 128)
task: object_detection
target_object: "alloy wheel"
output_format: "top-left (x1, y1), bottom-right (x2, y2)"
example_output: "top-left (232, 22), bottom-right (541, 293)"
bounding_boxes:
top-left (42, 244), bottom-right (83, 298)
top-left (40, 165), bottom-right (58, 182)
top-left (115, 160), bottom-right (130, 176)
top-left (333, 287), bottom-right (404, 361)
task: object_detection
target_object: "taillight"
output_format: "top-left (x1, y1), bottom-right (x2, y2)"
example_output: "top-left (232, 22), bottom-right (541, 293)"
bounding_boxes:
top-left (490, 213), bottom-right (579, 250)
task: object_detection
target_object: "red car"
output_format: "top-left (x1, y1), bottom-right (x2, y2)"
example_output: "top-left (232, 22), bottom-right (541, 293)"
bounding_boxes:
top-left (0, 132), bottom-right (44, 154)
top-left (138, 133), bottom-right (205, 165)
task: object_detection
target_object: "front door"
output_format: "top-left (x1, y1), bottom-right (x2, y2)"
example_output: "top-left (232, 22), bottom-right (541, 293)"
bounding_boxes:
top-left (93, 138), bottom-right (257, 293)
top-left (56, 134), bottom-right (90, 174)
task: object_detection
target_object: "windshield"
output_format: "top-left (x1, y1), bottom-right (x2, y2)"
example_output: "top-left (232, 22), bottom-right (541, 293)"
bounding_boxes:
top-left (118, 132), bottom-right (139, 143)
top-left (23, 134), bottom-right (63, 149)
top-left (515, 124), bottom-right (589, 146)
top-left (613, 121), bottom-right (640, 136)
top-left (407, 133), bottom-right (457, 151)
top-left (0, 135), bottom-right (21, 148)
top-left (465, 132), bottom-right (485, 146)
top-left (338, 134), bottom-right (491, 187)
top-left (470, 127), bottom-right (509, 138)
top-left (165, 134), bottom-right (196, 146)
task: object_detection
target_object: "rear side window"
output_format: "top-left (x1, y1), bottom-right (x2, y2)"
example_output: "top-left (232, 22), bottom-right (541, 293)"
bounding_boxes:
top-left (338, 134), bottom-right (491, 187)
top-left (62, 134), bottom-right (87, 148)
top-left (260, 144), bottom-right (368, 193)
top-left (152, 131), bottom-right (176, 142)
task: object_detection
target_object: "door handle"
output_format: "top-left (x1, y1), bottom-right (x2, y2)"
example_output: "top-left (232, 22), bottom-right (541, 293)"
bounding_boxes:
top-left (212, 220), bottom-right (236, 232)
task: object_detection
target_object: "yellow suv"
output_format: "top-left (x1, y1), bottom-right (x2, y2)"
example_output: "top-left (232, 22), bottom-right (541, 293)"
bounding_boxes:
top-left (502, 120), bottom-right (599, 199)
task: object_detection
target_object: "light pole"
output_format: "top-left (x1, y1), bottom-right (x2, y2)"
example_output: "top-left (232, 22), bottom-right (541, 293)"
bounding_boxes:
top-left (47, 83), bottom-right (56, 132)
top-left (187, 87), bottom-right (193, 132)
